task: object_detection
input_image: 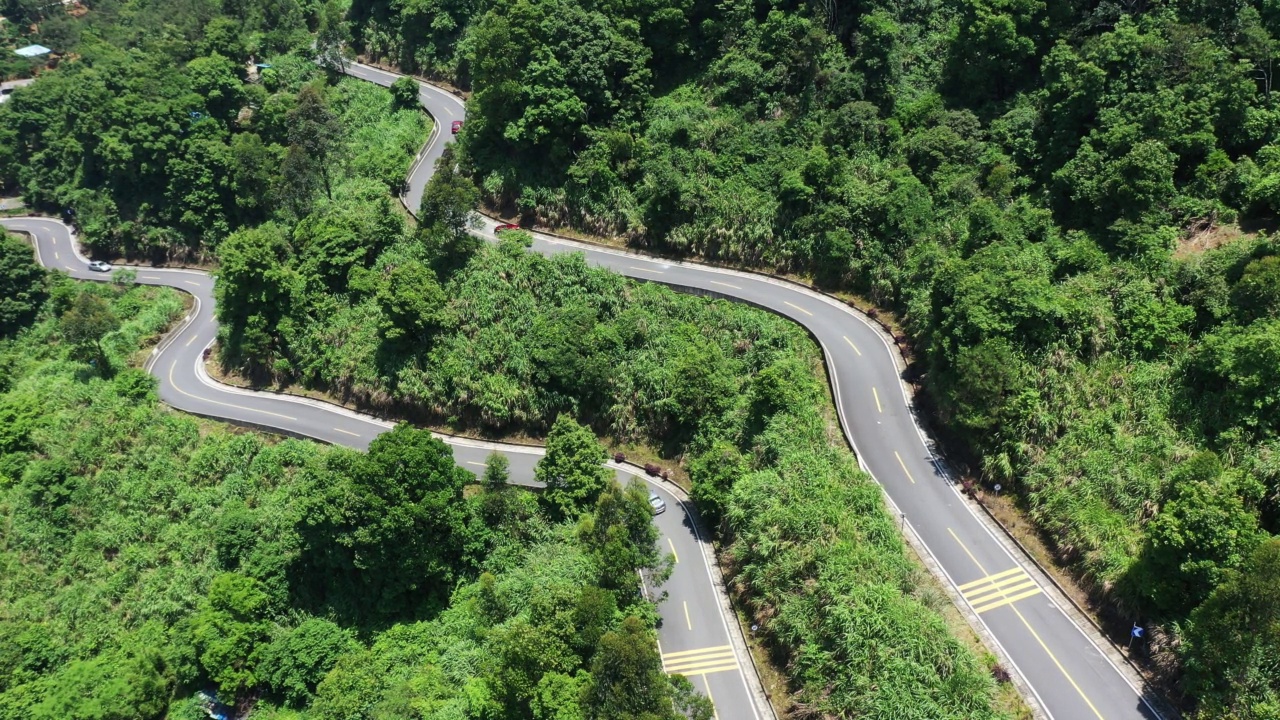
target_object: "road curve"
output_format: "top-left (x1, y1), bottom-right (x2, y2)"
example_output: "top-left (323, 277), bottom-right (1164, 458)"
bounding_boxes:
top-left (346, 62), bottom-right (1166, 720)
top-left (2, 59), bottom-right (1165, 720)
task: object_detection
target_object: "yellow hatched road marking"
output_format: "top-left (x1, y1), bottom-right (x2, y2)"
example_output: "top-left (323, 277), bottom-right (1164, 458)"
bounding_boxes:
top-left (894, 450), bottom-right (916, 484)
top-left (672, 663), bottom-right (741, 677)
top-left (956, 566), bottom-right (1043, 613)
top-left (965, 576), bottom-right (1038, 605)
top-left (666, 657), bottom-right (738, 673)
top-left (662, 645), bottom-right (740, 676)
top-left (957, 567), bottom-right (1023, 591)
top-left (783, 300), bottom-right (813, 316)
top-left (662, 645), bottom-right (731, 660)
top-left (946, 528), bottom-right (1105, 720)
top-left (973, 587), bottom-right (1045, 614)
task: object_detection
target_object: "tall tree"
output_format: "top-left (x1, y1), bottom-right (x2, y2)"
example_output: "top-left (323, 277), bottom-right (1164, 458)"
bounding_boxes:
top-left (60, 291), bottom-right (120, 370)
top-left (286, 86), bottom-right (344, 202)
top-left (0, 234), bottom-right (47, 337)
top-left (535, 414), bottom-right (612, 518)
top-left (295, 424), bottom-right (471, 618)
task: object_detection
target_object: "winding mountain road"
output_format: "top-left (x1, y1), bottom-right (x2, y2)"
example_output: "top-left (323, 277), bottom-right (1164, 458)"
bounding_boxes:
top-left (1, 61), bottom-right (1167, 720)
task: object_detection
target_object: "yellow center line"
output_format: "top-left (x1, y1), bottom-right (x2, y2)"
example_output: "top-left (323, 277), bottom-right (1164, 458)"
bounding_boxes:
top-left (704, 675), bottom-right (720, 720)
top-left (894, 450), bottom-right (916, 484)
top-left (630, 266), bottom-right (663, 274)
top-left (709, 280), bottom-right (741, 290)
top-left (844, 335), bottom-right (862, 356)
top-left (946, 528), bottom-right (1105, 720)
top-left (783, 300), bottom-right (812, 316)
top-left (184, 280), bottom-right (201, 287)
top-left (331, 427), bottom-right (361, 437)
top-left (54, 251), bottom-right (60, 260)
top-left (185, 334), bottom-right (199, 347)
top-left (466, 461), bottom-right (486, 466)
top-left (140, 275), bottom-right (161, 280)
top-left (872, 386), bottom-right (882, 413)
top-left (168, 361), bottom-right (297, 421)
top-left (684, 601), bottom-right (692, 630)
top-left (668, 537), bottom-right (679, 564)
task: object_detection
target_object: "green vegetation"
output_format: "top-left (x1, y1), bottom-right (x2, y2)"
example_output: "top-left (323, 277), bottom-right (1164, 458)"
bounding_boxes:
top-left (0, 235), bottom-right (47, 337)
top-left (349, 0), bottom-right (1280, 713)
top-left (0, 280), bottom-right (689, 719)
top-left (214, 204), bottom-right (1010, 715)
top-left (0, 0), bottom-right (425, 262)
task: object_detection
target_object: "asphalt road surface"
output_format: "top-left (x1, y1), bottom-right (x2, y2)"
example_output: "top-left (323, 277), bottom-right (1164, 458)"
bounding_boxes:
top-left (1, 59), bottom-right (1168, 720)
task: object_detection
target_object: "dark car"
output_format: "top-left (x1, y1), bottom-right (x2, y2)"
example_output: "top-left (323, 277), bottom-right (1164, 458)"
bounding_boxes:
top-left (451, 120), bottom-right (463, 134)
top-left (494, 223), bottom-right (521, 234)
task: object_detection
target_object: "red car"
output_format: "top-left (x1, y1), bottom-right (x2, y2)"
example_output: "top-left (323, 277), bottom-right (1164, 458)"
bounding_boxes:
top-left (493, 223), bottom-right (521, 234)
top-left (451, 120), bottom-right (463, 134)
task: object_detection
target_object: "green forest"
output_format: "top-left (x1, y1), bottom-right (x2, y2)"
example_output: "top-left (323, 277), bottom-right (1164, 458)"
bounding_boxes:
top-left (2, 0), bottom-right (1280, 716)
top-left (0, 254), bottom-right (707, 718)
top-left (345, 0), bottom-right (1280, 715)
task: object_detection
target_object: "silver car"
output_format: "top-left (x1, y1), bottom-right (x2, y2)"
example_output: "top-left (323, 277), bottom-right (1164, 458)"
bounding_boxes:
top-left (87, 260), bottom-right (112, 272)
top-left (649, 492), bottom-right (666, 515)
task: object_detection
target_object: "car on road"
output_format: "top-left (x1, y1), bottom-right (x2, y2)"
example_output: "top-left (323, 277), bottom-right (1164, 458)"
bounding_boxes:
top-left (87, 260), bottom-right (112, 272)
top-left (494, 223), bottom-right (521, 234)
top-left (649, 492), bottom-right (666, 515)
top-left (451, 120), bottom-right (463, 134)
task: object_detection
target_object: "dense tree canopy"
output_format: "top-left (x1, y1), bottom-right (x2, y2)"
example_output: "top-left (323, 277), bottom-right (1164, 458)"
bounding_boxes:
top-left (0, 282), bottom-right (681, 720)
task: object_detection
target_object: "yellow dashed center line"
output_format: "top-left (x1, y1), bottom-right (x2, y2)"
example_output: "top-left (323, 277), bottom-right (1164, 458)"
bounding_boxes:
top-left (894, 450), bottom-right (916, 484)
top-left (946, 528), bottom-right (1105, 720)
top-left (783, 301), bottom-right (812, 316)
top-left (630, 266), bottom-right (663, 274)
top-left (668, 537), bottom-right (679, 564)
top-left (184, 280), bottom-right (201, 287)
top-left (185, 334), bottom-right (198, 347)
top-left (684, 601), bottom-right (692, 630)
top-left (709, 280), bottom-right (741, 290)
top-left (844, 335), bottom-right (862, 356)
top-left (332, 427), bottom-right (361, 437)
top-left (466, 461), bottom-right (486, 466)
top-left (54, 251), bottom-right (59, 260)
top-left (168, 361), bottom-right (296, 421)
top-left (872, 386), bottom-right (882, 413)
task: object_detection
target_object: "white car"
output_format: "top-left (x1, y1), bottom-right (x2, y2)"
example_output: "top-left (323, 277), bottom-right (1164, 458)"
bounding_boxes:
top-left (87, 260), bottom-right (112, 272)
top-left (649, 492), bottom-right (666, 515)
